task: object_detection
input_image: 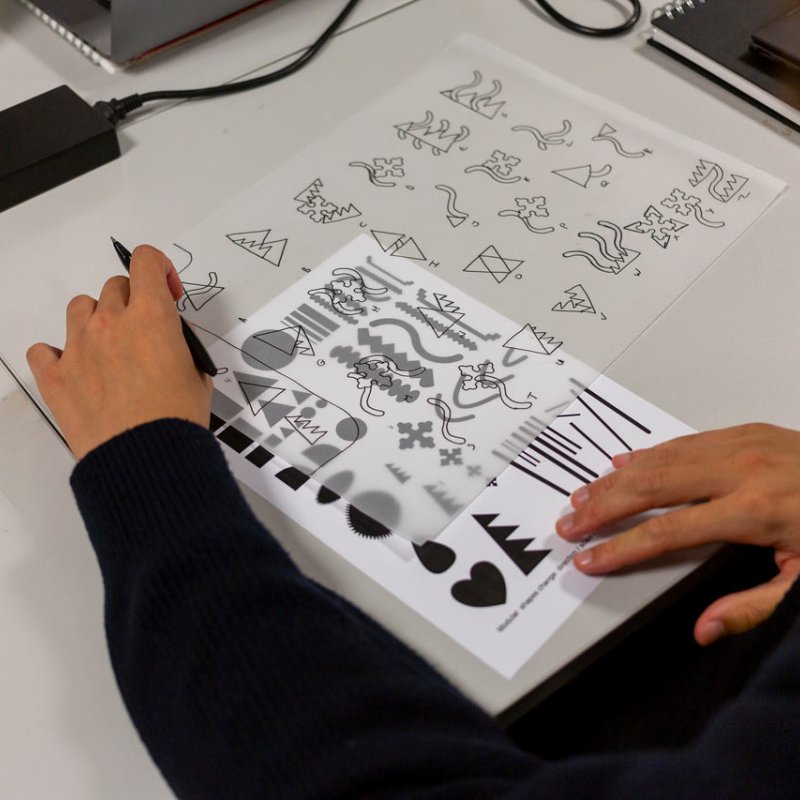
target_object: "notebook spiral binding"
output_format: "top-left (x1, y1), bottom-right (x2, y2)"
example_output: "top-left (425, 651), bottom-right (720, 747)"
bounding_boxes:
top-left (651, 0), bottom-right (706, 22)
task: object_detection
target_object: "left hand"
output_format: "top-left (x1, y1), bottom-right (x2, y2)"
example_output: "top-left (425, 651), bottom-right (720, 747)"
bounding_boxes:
top-left (555, 424), bottom-right (800, 645)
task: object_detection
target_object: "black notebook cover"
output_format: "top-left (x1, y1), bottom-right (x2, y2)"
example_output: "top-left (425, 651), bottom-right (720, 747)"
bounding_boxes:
top-left (649, 0), bottom-right (800, 130)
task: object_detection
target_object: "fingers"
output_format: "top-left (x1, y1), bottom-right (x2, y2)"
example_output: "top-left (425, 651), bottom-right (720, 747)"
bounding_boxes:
top-left (693, 573), bottom-right (799, 645)
top-left (65, 294), bottom-right (97, 346)
top-left (571, 498), bottom-right (745, 574)
top-left (27, 342), bottom-right (62, 380)
top-left (96, 275), bottom-right (130, 311)
top-left (129, 245), bottom-right (183, 305)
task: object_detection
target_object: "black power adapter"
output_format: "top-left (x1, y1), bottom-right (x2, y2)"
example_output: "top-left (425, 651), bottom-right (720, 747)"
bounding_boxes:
top-left (0, 85), bottom-right (120, 213)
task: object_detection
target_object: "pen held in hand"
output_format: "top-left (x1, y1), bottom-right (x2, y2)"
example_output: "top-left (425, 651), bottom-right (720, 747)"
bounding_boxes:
top-left (110, 237), bottom-right (218, 378)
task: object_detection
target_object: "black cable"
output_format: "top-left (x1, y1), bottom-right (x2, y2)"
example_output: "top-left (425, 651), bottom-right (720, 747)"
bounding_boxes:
top-left (95, 0), bottom-right (362, 126)
top-left (533, 0), bottom-right (641, 37)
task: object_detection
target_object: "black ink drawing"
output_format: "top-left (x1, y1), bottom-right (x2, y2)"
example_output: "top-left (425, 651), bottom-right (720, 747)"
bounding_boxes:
top-left (398, 421), bottom-right (435, 449)
top-left (688, 159), bottom-right (749, 202)
top-left (511, 120), bottom-right (572, 150)
top-left (552, 284), bottom-right (596, 314)
top-left (562, 220), bottom-right (641, 274)
top-left (463, 246), bottom-right (524, 283)
top-left (226, 229), bottom-right (287, 266)
top-left (308, 268), bottom-right (387, 315)
top-left (394, 111), bottom-right (469, 155)
top-left (416, 293), bottom-right (465, 338)
top-left (427, 396), bottom-right (467, 445)
top-left (280, 303), bottom-right (338, 346)
top-left (363, 322), bottom-right (462, 371)
top-left (283, 413), bottom-right (327, 446)
top-left (451, 561), bottom-right (507, 608)
top-left (347, 355), bottom-right (425, 417)
top-left (459, 362), bottom-right (532, 409)
top-left (394, 302), bottom-right (477, 353)
top-left (661, 188), bottom-right (725, 228)
top-left (370, 230), bottom-right (426, 260)
top-left (385, 463), bottom-right (411, 484)
top-left (552, 163), bottom-right (612, 188)
top-left (171, 243), bottom-right (193, 274)
top-left (253, 325), bottom-right (315, 358)
top-left (440, 70), bottom-right (505, 119)
top-left (624, 206), bottom-right (688, 249)
top-left (434, 184), bottom-right (469, 227)
top-left (591, 123), bottom-right (650, 158)
top-left (473, 514), bottom-right (551, 576)
top-left (439, 447), bottom-right (463, 466)
top-left (413, 540), bottom-right (456, 574)
top-left (176, 272), bottom-right (224, 312)
top-left (348, 156), bottom-right (405, 187)
top-left (498, 196), bottom-right (555, 234)
top-left (295, 178), bottom-right (361, 223)
top-left (504, 325), bottom-right (562, 356)
top-left (465, 150), bottom-right (522, 183)
top-left (415, 289), bottom-right (502, 344)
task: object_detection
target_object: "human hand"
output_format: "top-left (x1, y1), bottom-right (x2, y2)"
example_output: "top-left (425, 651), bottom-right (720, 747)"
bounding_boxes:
top-left (556, 424), bottom-right (800, 645)
top-left (27, 245), bottom-right (213, 460)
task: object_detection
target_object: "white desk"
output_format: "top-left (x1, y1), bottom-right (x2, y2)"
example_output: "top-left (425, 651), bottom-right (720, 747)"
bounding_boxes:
top-left (2, 1), bottom-right (800, 796)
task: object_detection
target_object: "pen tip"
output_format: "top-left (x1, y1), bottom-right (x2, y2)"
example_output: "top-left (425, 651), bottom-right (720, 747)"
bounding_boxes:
top-left (110, 236), bottom-right (118, 245)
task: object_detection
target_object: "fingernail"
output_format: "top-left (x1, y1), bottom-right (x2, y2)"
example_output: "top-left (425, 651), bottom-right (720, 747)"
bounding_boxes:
top-left (557, 513), bottom-right (575, 535)
top-left (613, 452), bottom-right (633, 467)
top-left (572, 486), bottom-right (590, 507)
top-left (574, 550), bottom-right (594, 570)
top-left (700, 620), bottom-right (726, 646)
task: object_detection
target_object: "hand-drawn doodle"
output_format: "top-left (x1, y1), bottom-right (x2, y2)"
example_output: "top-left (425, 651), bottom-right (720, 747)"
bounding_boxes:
top-left (552, 284), bottom-right (596, 314)
top-left (504, 325), bottom-right (562, 356)
top-left (385, 463), bottom-right (411, 484)
top-left (439, 448), bottom-right (463, 466)
top-left (280, 304), bottom-right (338, 345)
top-left (511, 120), bottom-right (572, 150)
top-left (283, 414), bottom-right (327, 445)
top-left (552, 163), bottom-right (612, 188)
top-left (253, 325), bottom-right (315, 359)
top-left (451, 561), bottom-right (507, 607)
top-left (370, 230), bottom-right (426, 260)
top-left (308, 267), bottom-right (387, 315)
top-left (440, 70), bottom-right (505, 119)
top-left (176, 272), bottom-right (224, 312)
top-left (225, 229), bottom-right (288, 266)
top-left (398, 421), bottom-right (435, 449)
top-left (562, 220), bottom-right (641, 274)
top-left (356, 328), bottom-right (436, 386)
top-left (661, 188), bottom-right (725, 228)
top-left (416, 293), bottom-right (465, 338)
top-left (347, 355), bottom-right (425, 417)
top-left (171, 243), bottom-right (193, 274)
top-left (413, 540), bottom-right (456, 574)
top-left (624, 205), bottom-right (688, 249)
top-left (434, 184), bottom-right (469, 227)
top-left (394, 111), bottom-right (469, 155)
top-left (394, 302), bottom-right (477, 352)
top-left (348, 156), bottom-right (405, 187)
top-left (498, 196), bottom-right (555, 234)
top-left (459, 362), bottom-right (532, 409)
top-left (465, 150), bottom-right (522, 183)
top-left (369, 318), bottom-right (466, 362)
top-left (591, 123), bottom-right (650, 158)
top-left (688, 159), bottom-right (749, 202)
top-left (463, 246), bottom-right (524, 284)
top-left (427, 396), bottom-right (468, 445)
top-left (294, 178), bottom-right (361, 223)
top-left (473, 514), bottom-right (551, 575)
top-left (415, 289), bottom-right (502, 343)
top-left (235, 373), bottom-right (289, 418)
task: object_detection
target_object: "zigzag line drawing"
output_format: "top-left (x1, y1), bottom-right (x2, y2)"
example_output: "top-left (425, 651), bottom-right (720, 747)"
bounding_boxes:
top-left (356, 327), bottom-right (432, 383)
top-left (307, 291), bottom-right (360, 325)
top-left (688, 159), bottom-right (749, 202)
top-left (394, 301), bottom-right (478, 352)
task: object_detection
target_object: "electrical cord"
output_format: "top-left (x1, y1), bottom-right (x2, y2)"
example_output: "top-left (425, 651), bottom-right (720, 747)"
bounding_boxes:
top-left (95, 0), bottom-right (362, 126)
top-left (533, 0), bottom-right (641, 37)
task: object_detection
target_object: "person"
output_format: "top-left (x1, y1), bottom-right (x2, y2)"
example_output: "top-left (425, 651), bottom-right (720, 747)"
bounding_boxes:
top-left (26, 245), bottom-right (800, 798)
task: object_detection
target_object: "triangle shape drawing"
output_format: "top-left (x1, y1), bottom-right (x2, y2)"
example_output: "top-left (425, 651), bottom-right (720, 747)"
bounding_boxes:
top-left (393, 236), bottom-right (425, 261)
top-left (418, 306), bottom-right (464, 338)
top-left (447, 214), bottom-right (466, 228)
top-left (238, 382), bottom-right (285, 416)
top-left (254, 326), bottom-right (304, 356)
top-left (261, 401), bottom-right (296, 427)
top-left (280, 426), bottom-right (296, 438)
top-left (552, 165), bottom-right (592, 188)
top-left (371, 229), bottom-right (403, 253)
top-left (226, 229), bottom-right (287, 266)
top-left (504, 324), bottom-right (562, 356)
top-left (552, 284), bottom-right (596, 314)
top-left (179, 280), bottom-right (224, 312)
top-left (596, 123), bottom-right (615, 137)
top-left (292, 390), bottom-right (311, 404)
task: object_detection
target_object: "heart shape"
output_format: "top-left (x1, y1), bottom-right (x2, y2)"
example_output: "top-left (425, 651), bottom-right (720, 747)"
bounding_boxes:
top-left (451, 561), bottom-right (507, 608)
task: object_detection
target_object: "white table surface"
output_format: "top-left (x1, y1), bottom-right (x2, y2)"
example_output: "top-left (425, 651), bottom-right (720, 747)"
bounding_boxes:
top-left (2, 0), bottom-right (800, 796)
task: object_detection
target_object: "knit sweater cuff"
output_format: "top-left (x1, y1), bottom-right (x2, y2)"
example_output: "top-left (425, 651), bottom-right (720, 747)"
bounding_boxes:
top-left (70, 418), bottom-right (286, 572)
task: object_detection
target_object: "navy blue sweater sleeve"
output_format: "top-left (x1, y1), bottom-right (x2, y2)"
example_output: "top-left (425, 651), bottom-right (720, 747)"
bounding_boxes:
top-left (71, 419), bottom-right (800, 800)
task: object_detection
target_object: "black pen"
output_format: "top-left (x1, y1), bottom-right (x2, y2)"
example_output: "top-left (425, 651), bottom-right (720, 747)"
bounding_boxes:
top-left (110, 238), bottom-right (218, 377)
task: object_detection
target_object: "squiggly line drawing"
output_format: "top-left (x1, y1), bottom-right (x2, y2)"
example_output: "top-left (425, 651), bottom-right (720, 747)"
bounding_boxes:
top-left (591, 123), bottom-right (649, 158)
top-left (348, 355), bottom-right (425, 417)
top-left (172, 243), bottom-right (193, 274)
top-left (308, 267), bottom-right (387, 315)
top-left (348, 157), bottom-right (404, 187)
top-left (434, 184), bottom-right (469, 227)
top-left (459, 362), bottom-right (532, 410)
top-left (414, 289), bottom-right (502, 342)
top-left (370, 318), bottom-right (465, 363)
top-left (498, 196), bottom-right (555, 235)
top-left (395, 302), bottom-right (478, 351)
top-left (427, 396), bottom-right (467, 445)
top-left (511, 120), bottom-right (571, 150)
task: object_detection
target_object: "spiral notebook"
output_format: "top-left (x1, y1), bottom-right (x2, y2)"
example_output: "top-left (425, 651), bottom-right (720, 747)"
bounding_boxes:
top-left (649, 0), bottom-right (800, 132)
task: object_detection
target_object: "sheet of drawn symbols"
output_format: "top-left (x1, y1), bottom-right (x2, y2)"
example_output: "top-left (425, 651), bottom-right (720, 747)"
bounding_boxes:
top-left (211, 372), bottom-right (695, 677)
top-left (208, 236), bottom-right (597, 544)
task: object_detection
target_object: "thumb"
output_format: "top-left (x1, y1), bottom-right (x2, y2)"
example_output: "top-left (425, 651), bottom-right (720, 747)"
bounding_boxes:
top-left (694, 573), bottom-right (799, 646)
